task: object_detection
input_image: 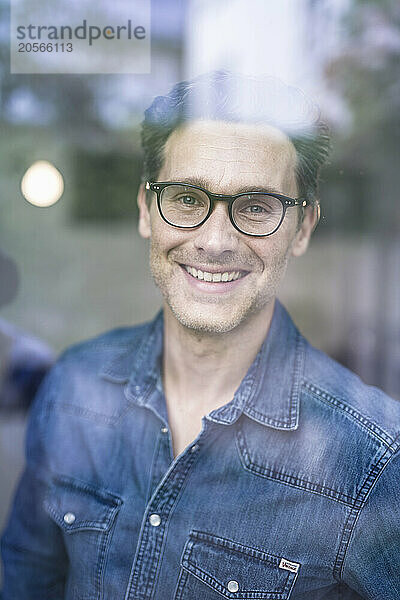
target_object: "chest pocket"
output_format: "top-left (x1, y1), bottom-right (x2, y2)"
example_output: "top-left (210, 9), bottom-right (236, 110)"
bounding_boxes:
top-left (175, 530), bottom-right (300, 600)
top-left (44, 475), bottom-right (122, 600)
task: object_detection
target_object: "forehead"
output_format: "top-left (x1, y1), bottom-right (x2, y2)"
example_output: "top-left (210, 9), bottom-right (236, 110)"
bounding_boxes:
top-left (159, 120), bottom-right (298, 195)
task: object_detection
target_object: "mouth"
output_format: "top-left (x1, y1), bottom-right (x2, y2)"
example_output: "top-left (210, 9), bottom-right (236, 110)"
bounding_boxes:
top-left (180, 264), bottom-right (249, 283)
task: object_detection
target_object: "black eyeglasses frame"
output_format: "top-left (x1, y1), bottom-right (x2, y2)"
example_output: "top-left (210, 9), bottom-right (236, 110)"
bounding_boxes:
top-left (146, 181), bottom-right (308, 237)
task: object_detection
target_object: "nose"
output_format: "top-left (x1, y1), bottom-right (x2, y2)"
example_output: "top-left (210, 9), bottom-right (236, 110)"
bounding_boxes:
top-left (193, 201), bottom-right (240, 257)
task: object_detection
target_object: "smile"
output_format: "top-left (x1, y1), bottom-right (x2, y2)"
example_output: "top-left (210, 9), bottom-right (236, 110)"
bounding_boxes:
top-left (182, 265), bottom-right (247, 282)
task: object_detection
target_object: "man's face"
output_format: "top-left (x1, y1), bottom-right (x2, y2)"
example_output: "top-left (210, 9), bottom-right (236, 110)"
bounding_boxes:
top-left (138, 120), bottom-right (315, 334)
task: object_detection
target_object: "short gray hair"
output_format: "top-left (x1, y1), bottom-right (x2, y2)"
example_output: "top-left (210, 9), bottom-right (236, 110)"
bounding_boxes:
top-left (141, 70), bottom-right (331, 208)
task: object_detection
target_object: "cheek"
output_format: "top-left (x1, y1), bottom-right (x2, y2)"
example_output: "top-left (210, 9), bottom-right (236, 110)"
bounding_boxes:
top-left (249, 233), bottom-right (293, 271)
top-left (149, 216), bottom-right (188, 258)
top-left (149, 203), bottom-right (172, 248)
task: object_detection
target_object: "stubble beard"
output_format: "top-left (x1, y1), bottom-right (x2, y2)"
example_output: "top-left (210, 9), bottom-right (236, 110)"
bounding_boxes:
top-left (149, 239), bottom-right (292, 335)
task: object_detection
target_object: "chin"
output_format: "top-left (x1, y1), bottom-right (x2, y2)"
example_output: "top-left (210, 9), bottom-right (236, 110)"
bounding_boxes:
top-left (167, 297), bottom-right (260, 335)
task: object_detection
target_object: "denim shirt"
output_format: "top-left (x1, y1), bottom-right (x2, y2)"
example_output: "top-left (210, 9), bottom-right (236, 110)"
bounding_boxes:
top-left (2, 300), bottom-right (400, 600)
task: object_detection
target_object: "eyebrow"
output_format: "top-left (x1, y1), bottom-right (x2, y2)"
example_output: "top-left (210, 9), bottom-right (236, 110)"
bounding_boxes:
top-left (168, 176), bottom-right (285, 197)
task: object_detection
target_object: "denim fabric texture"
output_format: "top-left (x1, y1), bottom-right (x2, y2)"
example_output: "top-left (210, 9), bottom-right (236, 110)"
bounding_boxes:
top-left (1, 300), bottom-right (400, 599)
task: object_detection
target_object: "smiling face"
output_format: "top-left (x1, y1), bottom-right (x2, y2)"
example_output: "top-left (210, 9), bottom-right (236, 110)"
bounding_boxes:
top-left (138, 120), bottom-right (316, 334)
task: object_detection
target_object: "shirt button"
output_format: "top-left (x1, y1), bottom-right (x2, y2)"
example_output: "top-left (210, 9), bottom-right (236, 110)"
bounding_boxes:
top-left (227, 580), bottom-right (239, 592)
top-left (63, 512), bottom-right (76, 525)
top-left (149, 513), bottom-right (161, 527)
top-left (161, 427), bottom-right (168, 433)
top-left (190, 444), bottom-right (199, 452)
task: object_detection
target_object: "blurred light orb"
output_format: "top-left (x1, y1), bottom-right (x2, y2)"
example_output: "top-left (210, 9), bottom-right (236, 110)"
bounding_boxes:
top-left (21, 160), bottom-right (64, 207)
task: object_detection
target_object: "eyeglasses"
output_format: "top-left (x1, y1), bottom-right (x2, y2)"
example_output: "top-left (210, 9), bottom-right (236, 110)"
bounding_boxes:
top-left (146, 181), bottom-right (308, 237)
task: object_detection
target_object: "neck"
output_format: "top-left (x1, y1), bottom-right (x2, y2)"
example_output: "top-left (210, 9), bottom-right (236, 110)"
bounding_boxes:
top-left (162, 299), bottom-right (275, 413)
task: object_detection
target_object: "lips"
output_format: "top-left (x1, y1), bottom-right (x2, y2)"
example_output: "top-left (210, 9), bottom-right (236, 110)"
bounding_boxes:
top-left (182, 264), bottom-right (248, 282)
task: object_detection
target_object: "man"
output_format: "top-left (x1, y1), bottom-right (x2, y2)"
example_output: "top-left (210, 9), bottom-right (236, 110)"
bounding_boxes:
top-left (1, 71), bottom-right (400, 599)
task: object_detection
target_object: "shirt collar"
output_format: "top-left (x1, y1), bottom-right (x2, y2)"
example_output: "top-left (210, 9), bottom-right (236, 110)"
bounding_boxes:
top-left (240, 300), bottom-right (304, 430)
top-left (100, 300), bottom-right (304, 431)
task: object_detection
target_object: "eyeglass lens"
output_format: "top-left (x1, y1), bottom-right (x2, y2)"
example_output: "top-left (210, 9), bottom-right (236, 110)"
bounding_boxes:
top-left (159, 184), bottom-right (284, 235)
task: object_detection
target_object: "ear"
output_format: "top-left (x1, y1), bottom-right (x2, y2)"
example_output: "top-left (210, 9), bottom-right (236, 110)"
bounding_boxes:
top-left (137, 183), bottom-right (151, 239)
top-left (290, 201), bottom-right (320, 258)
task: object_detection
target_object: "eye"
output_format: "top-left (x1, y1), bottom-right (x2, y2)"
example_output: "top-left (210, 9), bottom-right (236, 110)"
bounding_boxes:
top-left (174, 193), bottom-right (207, 208)
top-left (239, 202), bottom-right (273, 216)
top-left (234, 194), bottom-right (281, 219)
top-left (242, 204), bottom-right (269, 214)
top-left (179, 194), bottom-right (200, 205)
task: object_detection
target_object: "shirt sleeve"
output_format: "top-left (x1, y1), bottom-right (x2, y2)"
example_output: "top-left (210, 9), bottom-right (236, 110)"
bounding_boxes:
top-left (0, 363), bottom-right (68, 599)
top-left (342, 446), bottom-right (400, 599)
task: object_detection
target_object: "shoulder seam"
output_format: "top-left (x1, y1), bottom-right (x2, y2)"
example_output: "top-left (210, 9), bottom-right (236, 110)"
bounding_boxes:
top-left (303, 379), bottom-right (394, 447)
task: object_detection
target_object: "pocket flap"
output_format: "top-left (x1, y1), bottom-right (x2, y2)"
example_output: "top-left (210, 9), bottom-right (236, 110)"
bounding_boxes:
top-left (181, 530), bottom-right (300, 599)
top-left (44, 475), bottom-right (122, 533)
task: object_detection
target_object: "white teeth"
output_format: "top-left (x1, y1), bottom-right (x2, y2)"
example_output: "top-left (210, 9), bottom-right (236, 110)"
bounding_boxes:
top-left (184, 265), bottom-right (244, 283)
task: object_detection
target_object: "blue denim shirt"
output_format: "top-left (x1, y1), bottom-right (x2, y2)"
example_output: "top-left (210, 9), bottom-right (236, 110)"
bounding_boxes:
top-left (2, 300), bottom-right (400, 599)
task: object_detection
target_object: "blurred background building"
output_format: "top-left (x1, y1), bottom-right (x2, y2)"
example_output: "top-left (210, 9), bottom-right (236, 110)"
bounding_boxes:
top-left (0, 0), bottom-right (399, 580)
